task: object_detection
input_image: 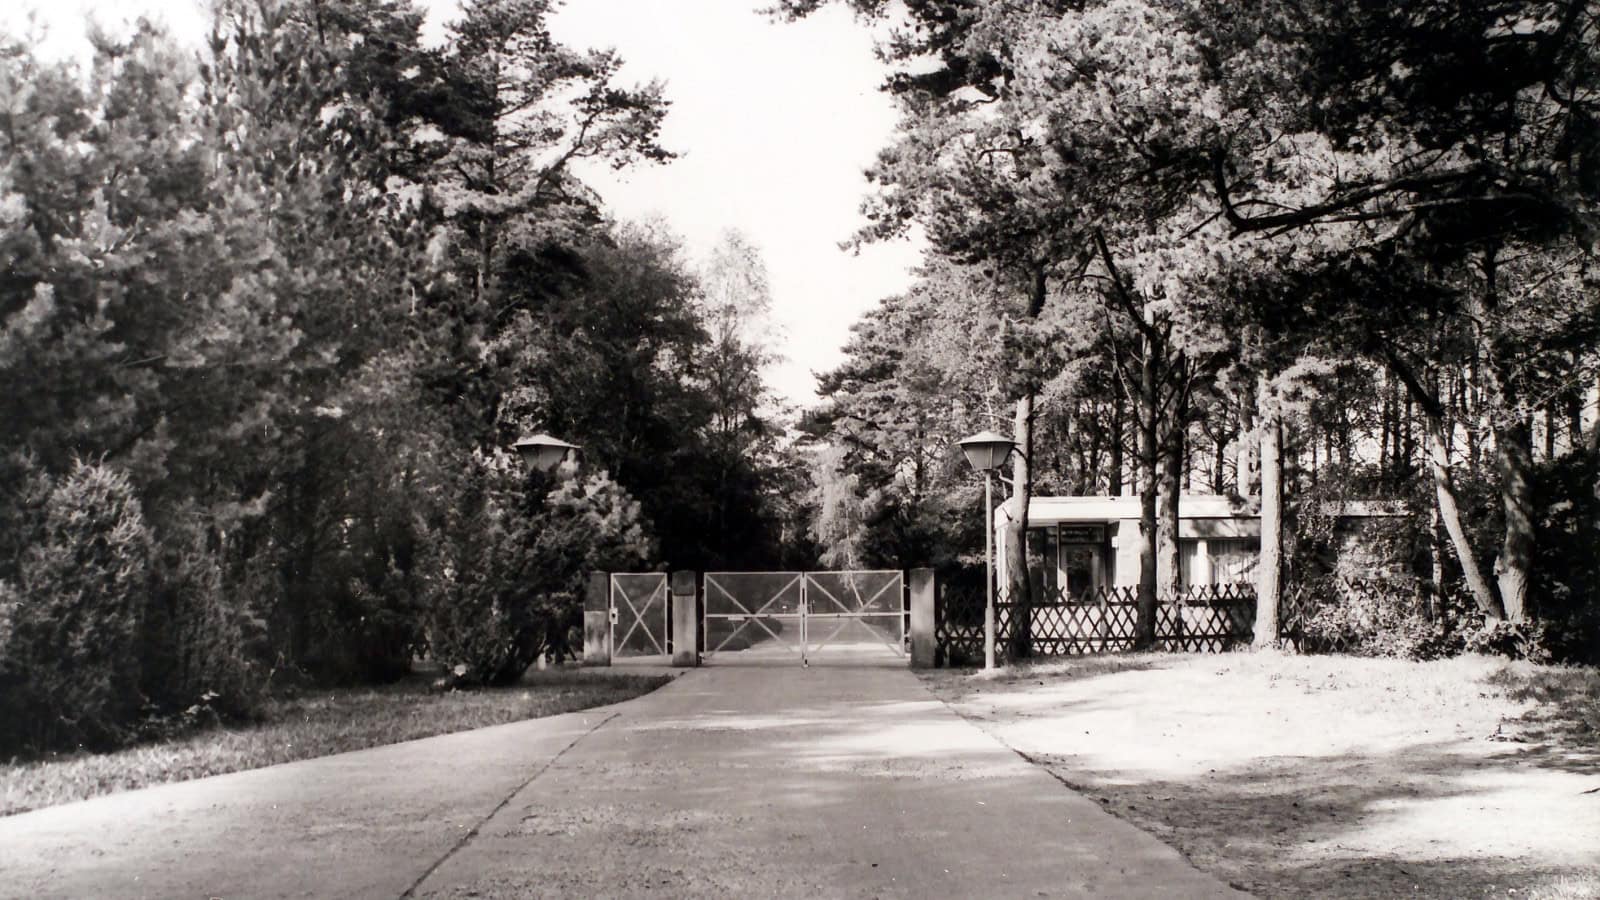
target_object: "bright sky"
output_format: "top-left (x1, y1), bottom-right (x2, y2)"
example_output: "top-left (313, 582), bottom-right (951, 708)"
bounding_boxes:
top-left (1, 0), bottom-right (922, 407)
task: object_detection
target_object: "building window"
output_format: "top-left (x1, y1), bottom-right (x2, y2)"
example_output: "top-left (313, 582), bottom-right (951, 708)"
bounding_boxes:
top-left (1026, 526), bottom-right (1059, 595)
top-left (1061, 545), bottom-right (1098, 601)
top-left (1208, 539), bottom-right (1258, 585)
top-left (1180, 538), bottom-right (1259, 586)
top-left (1180, 540), bottom-right (1204, 587)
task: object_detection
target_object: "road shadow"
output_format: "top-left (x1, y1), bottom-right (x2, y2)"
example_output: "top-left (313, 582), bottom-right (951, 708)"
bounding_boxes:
top-left (413, 668), bottom-right (1248, 899)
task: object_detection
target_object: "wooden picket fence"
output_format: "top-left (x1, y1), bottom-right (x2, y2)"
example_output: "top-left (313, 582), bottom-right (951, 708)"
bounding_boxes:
top-left (935, 582), bottom-right (1257, 663)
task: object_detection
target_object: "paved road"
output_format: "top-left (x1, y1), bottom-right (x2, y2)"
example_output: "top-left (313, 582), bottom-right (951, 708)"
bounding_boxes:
top-left (1, 667), bottom-right (1246, 899)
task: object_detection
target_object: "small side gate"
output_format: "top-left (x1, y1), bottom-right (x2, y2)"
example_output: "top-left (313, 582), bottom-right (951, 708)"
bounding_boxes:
top-left (702, 570), bottom-right (905, 665)
top-left (610, 572), bottom-right (669, 658)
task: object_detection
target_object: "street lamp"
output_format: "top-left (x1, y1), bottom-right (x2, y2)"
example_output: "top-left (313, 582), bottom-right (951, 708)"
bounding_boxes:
top-left (957, 430), bottom-right (1015, 671)
top-left (513, 433), bottom-right (581, 473)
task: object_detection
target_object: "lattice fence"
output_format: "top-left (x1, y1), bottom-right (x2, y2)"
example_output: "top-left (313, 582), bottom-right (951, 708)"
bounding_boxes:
top-left (936, 582), bottom-right (1257, 664)
top-left (1279, 575), bottom-right (1449, 654)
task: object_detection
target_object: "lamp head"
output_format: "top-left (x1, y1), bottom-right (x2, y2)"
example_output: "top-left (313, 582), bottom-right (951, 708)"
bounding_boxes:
top-left (956, 430), bottom-right (1016, 473)
top-left (514, 434), bottom-right (581, 473)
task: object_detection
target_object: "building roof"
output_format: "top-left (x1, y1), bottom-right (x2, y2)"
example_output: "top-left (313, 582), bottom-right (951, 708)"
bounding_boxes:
top-left (1011, 495), bottom-right (1406, 526)
top-left (1022, 494), bottom-right (1258, 524)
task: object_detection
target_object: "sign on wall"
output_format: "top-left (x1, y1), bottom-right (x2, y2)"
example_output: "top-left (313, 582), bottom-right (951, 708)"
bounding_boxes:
top-left (1058, 525), bottom-right (1106, 544)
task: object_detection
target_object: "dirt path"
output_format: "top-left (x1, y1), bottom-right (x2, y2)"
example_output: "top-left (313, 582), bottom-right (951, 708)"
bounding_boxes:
top-left (924, 653), bottom-right (1600, 899)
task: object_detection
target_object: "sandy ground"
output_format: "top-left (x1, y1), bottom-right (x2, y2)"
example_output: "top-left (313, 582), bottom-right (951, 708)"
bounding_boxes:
top-left (922, 653), bottom-right (1600, 899)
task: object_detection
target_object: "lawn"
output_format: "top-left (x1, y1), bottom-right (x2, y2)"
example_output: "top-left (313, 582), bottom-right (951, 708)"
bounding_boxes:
top-left (0, 668), bottom-right (670, 818)
top-left (921, 652), bottom-right (1600, 900)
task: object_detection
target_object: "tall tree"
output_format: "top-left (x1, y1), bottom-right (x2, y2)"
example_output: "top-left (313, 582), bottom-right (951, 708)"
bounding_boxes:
top-left (437, 0), bottom-right (669, 314)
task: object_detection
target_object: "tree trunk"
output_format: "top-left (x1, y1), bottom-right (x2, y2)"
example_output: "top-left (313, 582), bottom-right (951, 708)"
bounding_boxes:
top-left (1465, 357), bottom-right (1483, 478)
top-left (1426, 499), bottom-right (1443, 622)
top-left (1380, 374), bottom-right (1394, 483)
top-left (1134, 345), bottom-right (1159, 648)
top-left (1002, 394), bottom-right (1036, 658)
top-left (1157, 416), bottom-right (1183, 596)
top-left (1212, 422), bottom-right (1227, 494)
top-left (1253, 383), bottom-right (1282, 648)
top-left (1424, 413), bottom-right (1504, 620)
top-left (1400, 388), bottom-right (1417, 481)
top-left (1565, 352), bottom-right (1584, 452)
top-left (1491, 418), bottom-right (1536, 622)
top-left (1236, 401), bottom-right (1257, 495)
top-left (1109, 378), bottom-right (1125, 495)
top-left (1472, 246), bottom-right (1535, 623)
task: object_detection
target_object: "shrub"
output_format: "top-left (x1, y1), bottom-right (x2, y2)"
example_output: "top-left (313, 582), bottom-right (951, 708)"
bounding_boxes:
top-left (1530, 452), bottom-right (1600, 665)
top-left (423, 452), bottom-right (653, 686)
top-left (1539, 602), bottom-right (1600, 666)
top-left (1, 461), bottom-right (152, 753)
top-left (339, 565), bottom-right (427, 683)
top-left (0, 580), bottom-right (27, 746)
top-left (1462, 620), bottom-right (1555, 663)
top-left (1296, 576), bottom-right (1464, 661)
top-left (140, 516), bottom-right (264, 722)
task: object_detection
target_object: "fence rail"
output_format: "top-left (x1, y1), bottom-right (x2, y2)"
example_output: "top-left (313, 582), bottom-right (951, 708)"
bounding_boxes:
top-left (935, 583), bottom-right (1257, 663)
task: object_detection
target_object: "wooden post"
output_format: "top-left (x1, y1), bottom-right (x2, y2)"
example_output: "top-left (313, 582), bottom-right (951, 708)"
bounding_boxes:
top-left (670, 570), bottom-right (698, 667)
top-left (909, 568), bottom-right (937, 669)
top-left (583, 572), bottom-right (611, 666)
top-left (1172, 587), bottom-right (1188, 651)
top-left (1097, 586), bottom-right (1110, 650)
top-left (1017, 567), bottom-right (1045, 658)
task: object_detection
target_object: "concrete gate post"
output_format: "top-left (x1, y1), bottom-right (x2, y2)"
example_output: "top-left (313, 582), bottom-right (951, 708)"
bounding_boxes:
top-left (670, 570), bottom-right (699, 667)
top-left (583, 572), bottom-right (611, 666)
top-left (909, 568), bottom-right (937, 669)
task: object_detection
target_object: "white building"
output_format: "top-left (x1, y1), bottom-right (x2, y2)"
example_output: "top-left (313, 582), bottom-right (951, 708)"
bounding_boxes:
top-left (997, 495), bottom-right (1407, 600)
top-left (996, 494), bottom-right (1261, 600)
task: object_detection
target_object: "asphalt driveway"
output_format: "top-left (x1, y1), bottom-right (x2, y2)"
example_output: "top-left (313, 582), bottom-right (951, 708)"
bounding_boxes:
top-left (1, 667), bottom-right (1245, 899)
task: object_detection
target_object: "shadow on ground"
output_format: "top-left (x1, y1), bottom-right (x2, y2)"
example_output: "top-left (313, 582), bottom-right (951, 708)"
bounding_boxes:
top-left (1038, 744), bottom-right (1598, 898)
top-left (412, 667), bottom-right (1244, 900)
top-left (926, 655), bottom-right (1600, 900)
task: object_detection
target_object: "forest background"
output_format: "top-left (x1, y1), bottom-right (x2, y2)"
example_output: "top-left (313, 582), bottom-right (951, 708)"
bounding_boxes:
top-left (3, 0), bottom-right (1599, 758)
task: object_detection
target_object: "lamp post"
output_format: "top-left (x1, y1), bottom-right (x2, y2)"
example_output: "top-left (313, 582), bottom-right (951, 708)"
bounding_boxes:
top-left (957, 430), bottom-right (1016, 671)
top-left (513, 434), bottom-right (581, 673)
top-left (513, 433), bottom-right (581, 474)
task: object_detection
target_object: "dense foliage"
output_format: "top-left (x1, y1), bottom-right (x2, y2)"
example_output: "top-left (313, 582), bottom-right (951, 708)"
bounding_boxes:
top-left (0, 0), bottom-right (799, 756)
top-left (790, 0), bottom-right (1600, 661)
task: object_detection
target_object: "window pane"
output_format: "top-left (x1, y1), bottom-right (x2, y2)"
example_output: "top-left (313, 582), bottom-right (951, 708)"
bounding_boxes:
top-left (1063, 546), bottom-right (1094, 601)
top-left (1027, 526), bottom-right (1058, 595)
top-left (1209, 539), bottom-right (1258, 584)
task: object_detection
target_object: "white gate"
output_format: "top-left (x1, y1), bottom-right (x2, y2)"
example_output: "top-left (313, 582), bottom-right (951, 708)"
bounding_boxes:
top-left (702, 572), bottom-right (805, 662)
top-left (701, 570), bottom-right (905, 665)
top-left (610, 573), bottom-right (669, 658)
top-left (802, 571), bottom-right (906, 661)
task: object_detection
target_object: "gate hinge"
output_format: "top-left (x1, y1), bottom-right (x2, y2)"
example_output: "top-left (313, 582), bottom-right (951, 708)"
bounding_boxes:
top-left (609, 608), bottom-right (618, 625)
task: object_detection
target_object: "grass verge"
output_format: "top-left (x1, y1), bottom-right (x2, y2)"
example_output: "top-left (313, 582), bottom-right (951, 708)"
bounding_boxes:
top-left (0, 669), bottom-right (669, 818)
